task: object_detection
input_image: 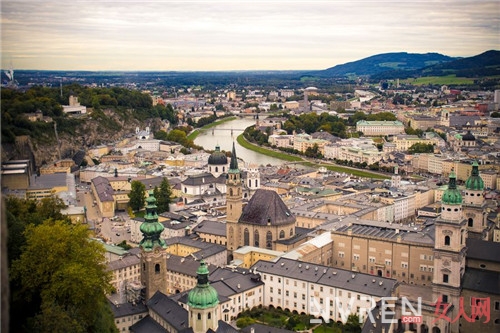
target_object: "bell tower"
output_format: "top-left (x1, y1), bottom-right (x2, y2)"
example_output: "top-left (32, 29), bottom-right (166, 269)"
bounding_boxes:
top-left (140, 190), bottom-right (168, 300)
top-left (226, 142), bottom-right (242, 251)
top-left (432, 170), bottom-right (467, 333)
top-left (462, 160), bottom-right (487, 238)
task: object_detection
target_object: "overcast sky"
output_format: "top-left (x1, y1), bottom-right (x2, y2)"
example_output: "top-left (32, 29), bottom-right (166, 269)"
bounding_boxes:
top-left (1, 0), bottom-right (499, 71)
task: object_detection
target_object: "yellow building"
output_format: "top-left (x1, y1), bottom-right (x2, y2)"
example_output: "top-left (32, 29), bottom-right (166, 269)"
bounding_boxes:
top-left (232, 246), bottom-right (283, 268)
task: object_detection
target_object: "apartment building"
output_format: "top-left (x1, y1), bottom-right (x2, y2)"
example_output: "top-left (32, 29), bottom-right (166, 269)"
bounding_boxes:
top-left (252, 257), bottom-right (398, 322)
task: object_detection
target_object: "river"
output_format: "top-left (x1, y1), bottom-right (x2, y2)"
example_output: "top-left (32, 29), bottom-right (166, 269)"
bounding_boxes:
top-left (194, 117), bottom-right (285, 167)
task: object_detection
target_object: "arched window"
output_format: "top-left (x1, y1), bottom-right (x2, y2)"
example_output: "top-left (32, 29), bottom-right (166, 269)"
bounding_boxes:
top-left (254, 230), bottom-right (259, 247)
top-left (155, 263), bottom-right (160, 274)
top-left (249, 179), bottom-right (251, 187)
top-left (444, 235), bottom-right (450, 246)
top-left (468, 218), bottom-right (473, 227)
top-left (230, 188), bottom-right (233, 196)
top-left (290, 228), bottom-right (293, 236)
top-left (208, 312), bottom-right (211, 319)
top-left (184, 187), bottom-right (187, 193)
top-left (255, 179), bottom-right (258, 187)
top-left (279, 230), bottom-right (285, 239)
top-left (215, 166), bottom-right (218, 172)
top-left (143, 263), bottom-right (146, 271)
top-left (266, 231), bottom-right (272, 249)
top-left (244, 228), bottom-right (250, 246)
top-left (197, 313), bottom-right (201, 320)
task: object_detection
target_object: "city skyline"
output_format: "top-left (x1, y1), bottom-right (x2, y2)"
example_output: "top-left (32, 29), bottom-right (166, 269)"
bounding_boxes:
top-left (1, 0), bottom-right (499, 71)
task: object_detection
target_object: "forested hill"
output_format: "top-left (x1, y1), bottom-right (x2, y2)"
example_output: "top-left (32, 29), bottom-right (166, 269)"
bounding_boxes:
top-left (316, 52), bottom-right (456, 77)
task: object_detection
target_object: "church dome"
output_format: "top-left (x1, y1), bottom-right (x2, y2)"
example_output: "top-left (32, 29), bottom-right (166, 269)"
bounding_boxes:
top-left (465, 160), bottom-right (484, 191)
top-left (239, 189), bottom-right (296, 226)
top-left (208, 145), bottom-right (228, 165)
top-left (462, 130), bottom-right (475, 141)
top-left (442, 171), bottom-right (462, 205)
top-left (187, 260), bottom-right (219, 309)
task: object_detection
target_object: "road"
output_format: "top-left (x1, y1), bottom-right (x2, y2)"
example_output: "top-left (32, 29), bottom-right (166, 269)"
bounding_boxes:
top-left (76, 182), bottom-right (133, 246)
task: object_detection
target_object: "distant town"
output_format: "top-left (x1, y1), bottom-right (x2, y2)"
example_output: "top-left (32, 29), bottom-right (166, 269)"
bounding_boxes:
top-left (2, 67), bottom-right (500, 333)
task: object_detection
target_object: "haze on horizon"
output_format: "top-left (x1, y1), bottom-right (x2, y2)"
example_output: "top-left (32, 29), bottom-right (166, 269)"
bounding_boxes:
top-left (1, 0), bottom-right (499, 71)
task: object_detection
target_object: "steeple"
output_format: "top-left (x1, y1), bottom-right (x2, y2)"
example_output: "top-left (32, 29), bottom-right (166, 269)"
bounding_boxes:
top-left (140, 190), bottom-right (168, 300)
top-left (229, 141), bottom-right (238, 171)
top-left (139, 190), bottom-right (167, 251)
top-left (188, 260), bottom-right (219, 333)
top-left (442, 170), bottom-right (462, 206)
top-left (465, 160), bottom-right (484, 191)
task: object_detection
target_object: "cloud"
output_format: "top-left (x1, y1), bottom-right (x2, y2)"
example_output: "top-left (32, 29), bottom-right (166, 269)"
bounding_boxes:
top-left (1, 0), bottom-right (498, 70)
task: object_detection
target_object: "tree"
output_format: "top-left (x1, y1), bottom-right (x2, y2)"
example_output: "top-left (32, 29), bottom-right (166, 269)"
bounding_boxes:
top-left (128, 180), bottom-right (146, 211)
top-left (408, 143), bottom-right (434, 154)
top-left (10, 220), bottom-right (117, 333)
top-left (153, 178), bottom-right (173, 213)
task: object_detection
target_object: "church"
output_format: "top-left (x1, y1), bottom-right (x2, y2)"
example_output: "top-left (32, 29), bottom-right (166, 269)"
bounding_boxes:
top-left (180, 144), bottom-right (260, 207)
top-left (225, 143), bottom-right (297, 252)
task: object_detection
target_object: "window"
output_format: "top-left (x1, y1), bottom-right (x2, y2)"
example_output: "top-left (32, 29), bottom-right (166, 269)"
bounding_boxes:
top-left (338, 252), bottom-right (345, 258)
top-left (369, 257), bottom-right (375, 263)
top-left (286, 290), bottom-right (289, 296)
top-left (495, 301), bottom-right (500, 311)
top-left (244, 228), bottom-right (249, 246)
top-left (155, 263), bottom-right (160, 274)
top-left (443, 274), bottom-right (449, 283)
top-left (294, 292), bottom-right (297, 298)
top-left (254, 230), bottom-right (259, 247)
top-left (401, 262), bottom-right (408, 268)
top-left (353, 254), bottom-right (360, 261)
top-left (444, 235), bottom-right (450, 246)
top-left (266, 231), bottom-right (272, 249)
top-left (270, 287), bottom-right (273, 293)
top-left (279, 230), bottom-right (285, 239)
top-left (278, 289), bottom-right (281, 295)
top-left (197, 313), bottom-right (201, 320)
top-left (468, 218), bottom-right (473, 227)
top-left (208, 313), bottom-right (211, 319)
top-left (385, 260), bottom-right (391, 266)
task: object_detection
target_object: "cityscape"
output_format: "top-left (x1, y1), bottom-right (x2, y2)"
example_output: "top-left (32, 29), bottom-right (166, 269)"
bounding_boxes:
top-left (2, 1), bottom-right (500, 333)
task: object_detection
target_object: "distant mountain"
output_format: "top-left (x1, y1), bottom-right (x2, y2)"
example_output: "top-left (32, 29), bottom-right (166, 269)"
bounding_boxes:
top-left (419, 50), bottom-right (500, 77)
top-left (316, 52), bottom-right (456, 77)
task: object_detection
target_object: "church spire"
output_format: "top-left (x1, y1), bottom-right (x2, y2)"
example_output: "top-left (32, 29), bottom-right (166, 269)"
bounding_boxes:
top-left (229, 142), bottom-right (238, 171)
top-left (139, 190), bottom-right (167, 251)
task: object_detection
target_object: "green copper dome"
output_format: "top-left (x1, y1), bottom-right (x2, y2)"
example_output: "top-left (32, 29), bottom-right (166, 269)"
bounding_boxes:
top-left (208, 144), bottom-right (228, 165)
top-left (442, 171), bottom-right (462, 205)
top-left (465, 161), bottom-right (484, 191)
top-left (187, 260), bottom-right (219, 309)
top-left (139, 190), bottom-right (167, 251)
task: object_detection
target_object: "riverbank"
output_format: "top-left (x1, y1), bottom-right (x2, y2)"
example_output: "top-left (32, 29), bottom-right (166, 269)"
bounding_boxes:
top-left (236, 134), bottom-right (303, 162)
top-left (237, 134), bottom-right (389, 179)
top-left (187, 116), bottom-right (237, 141)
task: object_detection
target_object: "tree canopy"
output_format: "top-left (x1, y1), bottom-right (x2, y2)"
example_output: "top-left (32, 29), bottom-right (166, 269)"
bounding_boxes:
top-left (153, 178), bottom-right (173, 213)
top-left (128, 180), bottom-right (146, 211)
top-left (10, 220), bottom-right (117, 333)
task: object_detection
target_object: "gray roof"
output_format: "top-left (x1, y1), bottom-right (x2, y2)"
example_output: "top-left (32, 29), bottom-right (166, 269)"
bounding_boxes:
top-left (182, 173), bottom-right (225, 186)
top-left (462, 267), bottom-right (500, 295)
top-left (107, 253), bottom-right (140, 271)
top-left (130, 315), bottom-right (167, 333)
top-left (239, 189), bottom-right (296, 226)
top-left (193, 220), bottom-right (227, 237)
top-left (109, 300), bottom-right (148, 318)
top-left (252, 257), bottom-right (397, 298)
top-left (92, 176), bottom-right (115, 202)
top-left (147, 291), bottom-right (190, 331)
top-left (466, 238), bottom-right (500, 263)
top-left (29, 173), bottom-right (67, 189)
top-left (165, 236), bottom-right (226, 259)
